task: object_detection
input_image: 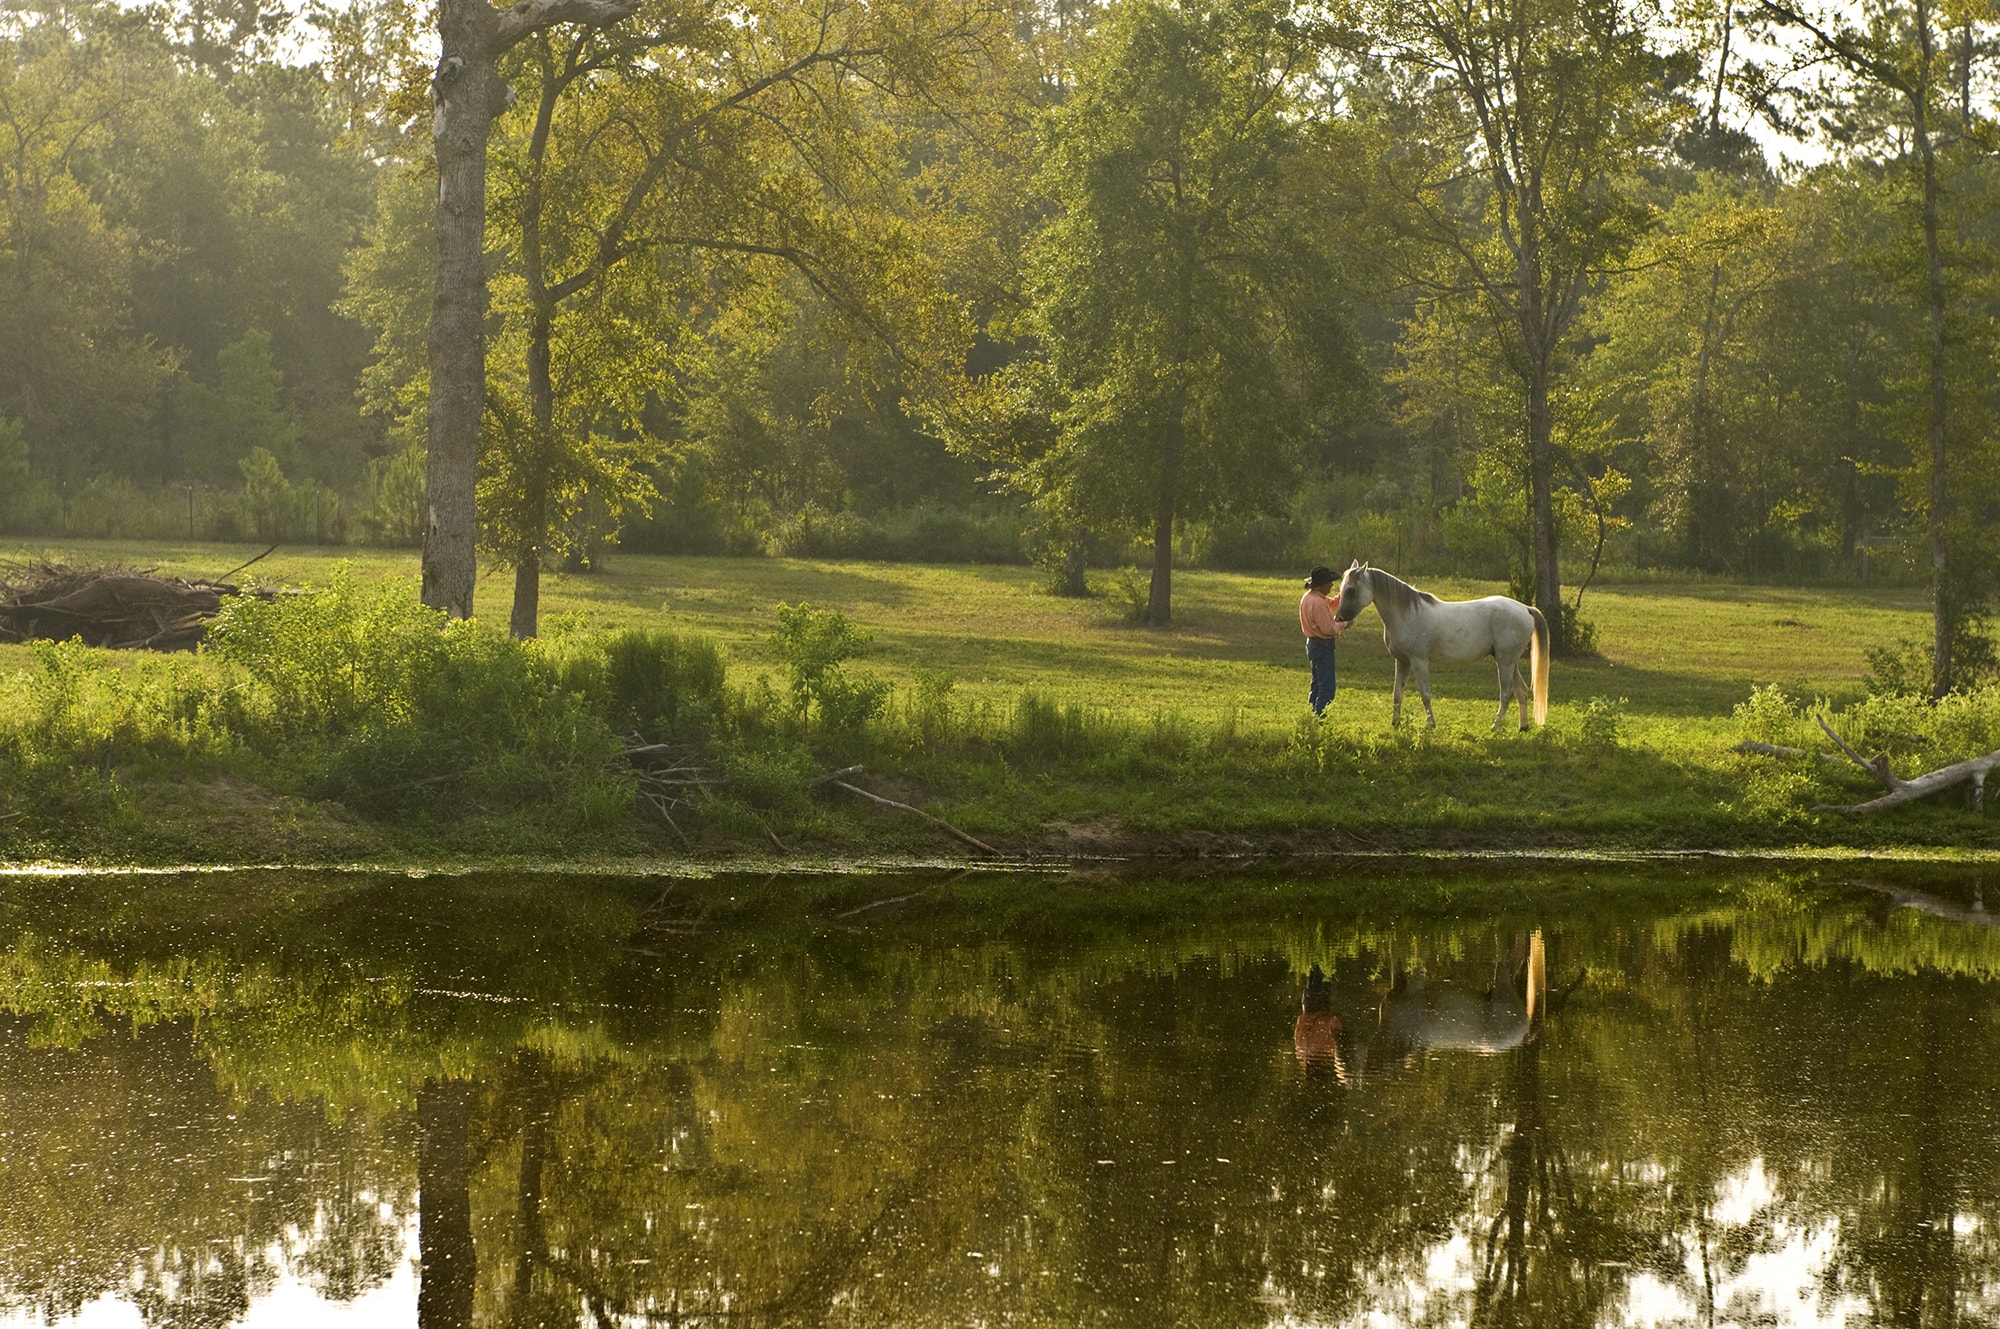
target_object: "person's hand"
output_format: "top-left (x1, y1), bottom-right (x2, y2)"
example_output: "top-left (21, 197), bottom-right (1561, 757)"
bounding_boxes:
top-left (1331, 618), bottom-right (1349, 636)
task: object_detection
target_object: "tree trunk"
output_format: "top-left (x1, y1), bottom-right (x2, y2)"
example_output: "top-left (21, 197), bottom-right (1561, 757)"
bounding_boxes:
top-left (509, 51), bottom-right (565, 641)
top-left (417, 1078), bottom-right (477, 1329)
top-left (1914, 23), bottom-right (1950, 700)
top-left (1060, 530), bottom-right (1088, 596)
top-left (512, 1085), bottom-right (550, 1305)
top-left (1526, 361), bottom-right (1565, 650)
top-left (511, 303), bottom-right (555, 639)
top-left (422, 2), bottom-right (508, 621)
top-left (1147, 418), bottom-right (1182, 626)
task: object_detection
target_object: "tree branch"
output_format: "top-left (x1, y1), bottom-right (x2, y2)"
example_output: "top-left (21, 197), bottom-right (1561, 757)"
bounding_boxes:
top-left (492, 0), bottom-right (639, 53)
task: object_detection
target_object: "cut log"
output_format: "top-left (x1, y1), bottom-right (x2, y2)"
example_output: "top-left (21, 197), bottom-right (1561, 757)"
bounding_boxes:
top-left (1812, 714), bottom-right (2000, 813)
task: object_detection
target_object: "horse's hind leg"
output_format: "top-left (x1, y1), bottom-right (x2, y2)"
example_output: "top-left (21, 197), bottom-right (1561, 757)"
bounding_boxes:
top-left (1493, 660), bottom-right (1514, 730)
top-left (1512, 651), bottom-right (1534, 730)
top-left (1412, 658), bottom-right (1436, 727)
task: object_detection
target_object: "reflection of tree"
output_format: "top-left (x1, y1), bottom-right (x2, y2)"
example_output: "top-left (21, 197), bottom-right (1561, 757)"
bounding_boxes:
top-left (2, 868), bottom-right (2000, 1328)
top-left (418, 1078), bottom-right (477, 1329)
top-left (0, 1016), bottom-right (408, 1328)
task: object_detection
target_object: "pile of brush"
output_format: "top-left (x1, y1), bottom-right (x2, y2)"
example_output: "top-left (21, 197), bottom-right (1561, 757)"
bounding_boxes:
top-left (0, 553), bottom-right (276, 652)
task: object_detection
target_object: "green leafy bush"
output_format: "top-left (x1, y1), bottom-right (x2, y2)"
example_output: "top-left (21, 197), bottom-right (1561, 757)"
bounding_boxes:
top-left (773, 602), bottom-right (887, 733)
top-left (1734, 683), bottom-right (1806, 748)
top-left (205, 568), bottom-right (623, 817)
top-left (595, 627), bottom-right (727, 739)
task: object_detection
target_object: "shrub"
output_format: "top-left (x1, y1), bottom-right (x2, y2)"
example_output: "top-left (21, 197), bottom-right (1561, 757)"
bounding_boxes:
top-left (773, 602), bottom-right (887, 733)
top-left (1864, 638), bottom-right (1931, 697)
top-left (1577, 696), bottom-right (1627, 749)
top-left (205, 568), bottom-right (622, 817)
top-left (1734, 684), bottom-right (1804, 748)
top-left (596, 627), bottom-right (727, 740)
top-left (1009, 688), bottom-right (1095, 761)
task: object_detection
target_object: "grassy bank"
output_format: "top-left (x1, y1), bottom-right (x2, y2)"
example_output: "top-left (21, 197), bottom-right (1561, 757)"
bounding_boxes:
top-left (0, 540), bottom-right (1989, 865)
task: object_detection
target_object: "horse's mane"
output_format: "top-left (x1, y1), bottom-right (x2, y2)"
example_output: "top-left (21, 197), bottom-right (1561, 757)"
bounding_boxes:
top-left (1367, 568), bottom-right (1440, 615)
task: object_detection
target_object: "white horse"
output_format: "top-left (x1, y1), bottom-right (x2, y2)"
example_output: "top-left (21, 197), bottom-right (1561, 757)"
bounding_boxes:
top-left (1334, 560), bottom-right (1549, 729)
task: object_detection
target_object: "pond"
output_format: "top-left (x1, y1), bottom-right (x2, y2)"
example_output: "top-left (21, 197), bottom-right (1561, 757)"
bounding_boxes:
top-left (0, 861), bottom-right (1996, 1328)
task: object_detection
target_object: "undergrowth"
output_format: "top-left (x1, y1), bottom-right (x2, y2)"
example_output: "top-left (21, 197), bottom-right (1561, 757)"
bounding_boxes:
top-left (2, 567), bottom-right (1997, 860)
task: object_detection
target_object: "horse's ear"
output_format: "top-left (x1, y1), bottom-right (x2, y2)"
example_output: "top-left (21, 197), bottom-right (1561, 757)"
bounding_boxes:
top-left (1348, 558), bottom-right (1361, 570)
top-left (1359, 560), bottom-right (1370, 570)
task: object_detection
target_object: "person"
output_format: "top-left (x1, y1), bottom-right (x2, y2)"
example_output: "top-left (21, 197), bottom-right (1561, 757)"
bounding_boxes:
top-left (1299, 565), bottom-right (1349, 715)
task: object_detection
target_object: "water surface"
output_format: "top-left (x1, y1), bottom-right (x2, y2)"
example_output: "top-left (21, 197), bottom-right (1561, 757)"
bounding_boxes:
top-left (1, 862), bottom-right (1996, 1328)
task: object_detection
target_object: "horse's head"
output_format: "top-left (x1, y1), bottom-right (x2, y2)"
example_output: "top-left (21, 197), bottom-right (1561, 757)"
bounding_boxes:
top-left (1334, 559), bottom-right (1371, 622)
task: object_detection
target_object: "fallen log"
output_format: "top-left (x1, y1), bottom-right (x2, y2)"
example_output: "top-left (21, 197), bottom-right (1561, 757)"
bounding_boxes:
top-left (1812, 714), bottom-right (2000, 813)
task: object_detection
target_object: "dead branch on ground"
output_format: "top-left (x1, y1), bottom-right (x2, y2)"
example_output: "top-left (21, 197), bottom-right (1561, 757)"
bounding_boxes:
top-left (822, 767), bottom-right (1004, 857)
top-left (0, 560), bottom-right (278, 652)
top-left (1812, 714), bottom-right (2000, 813)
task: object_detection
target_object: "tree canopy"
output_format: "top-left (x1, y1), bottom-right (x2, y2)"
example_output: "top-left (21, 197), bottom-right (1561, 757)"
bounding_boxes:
top-left (3, 0), bottom-right (1999, 671)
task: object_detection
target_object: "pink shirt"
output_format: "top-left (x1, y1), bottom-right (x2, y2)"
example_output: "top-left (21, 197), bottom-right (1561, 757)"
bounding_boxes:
top-left (1300, 589), bottom-right (1341, 639)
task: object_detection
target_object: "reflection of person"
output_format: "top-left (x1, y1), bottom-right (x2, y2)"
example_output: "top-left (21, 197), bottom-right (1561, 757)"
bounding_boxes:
top-left (1299, 567), bottom-right (1350, 716)
top-left (1293, 964), bottom-right (1348, 1081)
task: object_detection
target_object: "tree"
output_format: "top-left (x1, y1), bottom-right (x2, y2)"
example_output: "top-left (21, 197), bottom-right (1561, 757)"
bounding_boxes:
top-left (481, 0), bottom-right (906, 637)
top-left (1336, 0), bottom-right (1672, 649)
top-left (420, 0), bottom-right (638, 620)
top-left (0, 0), bottom-right (177, 485)
top-left (1021, 0), bottom-right (1332, 626)
top-left (1751, 0), bottom-right (1998, 696)
top-left (175, 327), bottom-right (300, 483)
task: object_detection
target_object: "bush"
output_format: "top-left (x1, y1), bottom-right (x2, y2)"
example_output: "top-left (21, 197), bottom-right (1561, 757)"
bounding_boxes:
top-left (204, 568), bottom-right (623, 816)
top-left (1734, 683), bottom-right (1805, 748)
top-left (773, 602), bottom-right (887, 733)
top-left (1577, 696), bottom-right (1627, 749)
top-left (596, 627), bottom-right (727, 740)
top-left (1865, 638), bottom-right (1932, 697)
top-left (1009, 688), bottom-right (1096, 761)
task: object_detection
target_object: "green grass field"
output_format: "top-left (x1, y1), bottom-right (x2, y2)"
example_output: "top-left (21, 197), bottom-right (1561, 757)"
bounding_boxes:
top-left (0, 539), bottom-right (1976, 862)
top-left (0, 539), bottom-right (1928, 723)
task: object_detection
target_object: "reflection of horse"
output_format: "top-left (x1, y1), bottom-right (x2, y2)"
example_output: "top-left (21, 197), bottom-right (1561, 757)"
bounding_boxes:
top-left (1369, 932), bottom-right (1547, 1062)
top-left (1333, 560), bottom-right (1549, 730)
top-left (1296, 933), bottom-right (1548, 1083)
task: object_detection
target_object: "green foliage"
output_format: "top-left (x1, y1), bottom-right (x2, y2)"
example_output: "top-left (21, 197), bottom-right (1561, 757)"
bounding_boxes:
top-left (357, 443), bottom-right (428, 546)
top-left (1865, 638), bottom-right (1933, 697)
top-left (177, 330), bottom-right (301, 485)
top-left (1734, 683), bottom-right (1807, 748)
top-left (772, 602), bottom-right (888, 733)
top-left (1005, 0), bottom-right (1360, 622)
top-left (1576, 696), bottom-right (1628, 749)
top-left (199, 568), bottom-right (624, 815)
top-left (593, 627), bottom-right (728, 740)
top-left (0, 419), bottom-right (27, 525)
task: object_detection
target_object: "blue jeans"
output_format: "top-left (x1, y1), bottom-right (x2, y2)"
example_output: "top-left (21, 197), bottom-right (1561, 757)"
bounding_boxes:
top-left (1306, 637), bottom-right (1337, 715)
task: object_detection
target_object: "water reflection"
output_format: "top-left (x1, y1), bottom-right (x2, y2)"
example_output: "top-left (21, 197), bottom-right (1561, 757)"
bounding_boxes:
top-left (0, 866), bottom-right (1995, 1327)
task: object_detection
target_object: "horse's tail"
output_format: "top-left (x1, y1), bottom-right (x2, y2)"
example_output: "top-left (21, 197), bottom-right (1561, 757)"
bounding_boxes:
top-left (1526, 605), bottom-right (1550, 726)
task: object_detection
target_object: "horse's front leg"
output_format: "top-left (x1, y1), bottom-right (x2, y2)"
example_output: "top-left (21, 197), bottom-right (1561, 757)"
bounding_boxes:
top-left (1412, 657), bottom-right (1436, 728)
top-left (1391, 657), bottom-right (1407, 725)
